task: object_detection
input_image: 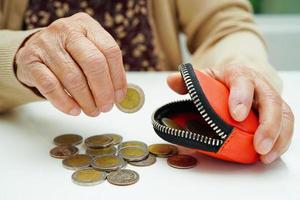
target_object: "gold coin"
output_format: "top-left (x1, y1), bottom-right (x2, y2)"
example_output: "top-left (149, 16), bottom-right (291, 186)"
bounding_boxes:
top-left (102, 134), bottom-right (123, 145)
top-left (118, 140), bottom-right (147, 150)
top-left (167, 154), bottom-right (198, 169)
top-left (148, 144), bottom-right (178, 158)
top-left (118, 146), bottom-right (149, 161)
top-left (62, 154), bottom-right (92, 170)
top-left (161, 118), bottom-right (185, 130)
top-left (72, 168), bottom-right (107, 186)
top-left (50, 145), bottom-right (79, 159)
top-left (86, 146), bottom-right (117, 157)
top-left (53, 134), bottom-right (83, 146)
top-left (84, 135), bottom-right (113, 149)
top-left (116, 83), bottom-right (145, 113)
top-left (92, 155), bottom-right (125, 171)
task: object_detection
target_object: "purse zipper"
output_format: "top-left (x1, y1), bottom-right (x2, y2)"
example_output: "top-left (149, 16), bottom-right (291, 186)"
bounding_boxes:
top-left (152, 99), bottom-right (224, 147)
top-left (151, 63), bottom-right (233, 151)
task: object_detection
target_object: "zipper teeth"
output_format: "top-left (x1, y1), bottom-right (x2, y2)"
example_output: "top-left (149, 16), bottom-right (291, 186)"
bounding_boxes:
top-left (151, 99), bottom-right (223, 147)
top-left (181, 66), bottom-right (228, 139)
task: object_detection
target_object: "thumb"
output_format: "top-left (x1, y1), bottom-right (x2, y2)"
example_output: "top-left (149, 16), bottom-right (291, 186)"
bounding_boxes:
top-left (167, 73), bottom-right (187, 95)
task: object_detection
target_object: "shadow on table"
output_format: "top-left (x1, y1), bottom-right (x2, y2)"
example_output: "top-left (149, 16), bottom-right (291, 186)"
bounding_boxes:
top-left (178, 146), bottom-right (288, 175)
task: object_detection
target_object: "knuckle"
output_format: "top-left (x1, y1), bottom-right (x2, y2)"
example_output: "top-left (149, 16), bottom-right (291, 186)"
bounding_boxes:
top-left (282, 103), bottom-right (295, 123)
top-left (104, 44), bottom-right (122, 59)
top-left (38, 75), bottom-right (58, 95)
top-left (64, 72), bottom-right (86, 90)
top-left (73, 12), bottom-right (90, 20)
top-left (263, 91), bottom-right (282, 107)
top-left (65, 30), bottom-right (83, 46)
top-left (84, 53), bottom-right (107, 75)
top-left (49, 18), bottom-right (69, 31)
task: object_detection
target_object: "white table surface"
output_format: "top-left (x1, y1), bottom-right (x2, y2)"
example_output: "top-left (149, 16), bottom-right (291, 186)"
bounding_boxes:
top-left (0, 71), bottom-right (299, 200)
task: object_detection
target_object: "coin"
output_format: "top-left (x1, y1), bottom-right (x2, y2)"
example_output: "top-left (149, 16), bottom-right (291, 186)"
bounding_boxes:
top-left (92, 155), bottom-right (125, 172)
top-left (118, 146), bottom-right (149, 162)
top-left (118, 140), bottom-right (148, 150)
top-left (102, 134), bottom-right (123, 145)
top-left (72, 168), bottom-right (107, 186)
top-left (129, 154), bottom-right (156, 167)
top-left (86, 146), bottom-right (117, 157)
top-left (167, 154), bottom-right (198, 169)
top-left (53, 134), bottom-right (83, 146)
top-left (161, 118), bottom-right (185, 130)
top-left (107, 169), bottom-right (139, 186)
top-left (85, 135), bottom-right (113, 149)
top-left (148, 143), bottom-right (178, 158)
top-left (116, 83), bottom-right (145, 113)
top-left (50, 145), bottom-right (79, 159)
top-left (62, 154), bottom-right (92, 170)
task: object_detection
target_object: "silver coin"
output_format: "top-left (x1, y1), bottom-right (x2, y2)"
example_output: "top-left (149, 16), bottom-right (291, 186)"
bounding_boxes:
top-left (118, 146), bottom-right (149, 162)
top-left (107, 169), bottom-right (139, 186)
top-left (91, 155), bottom-right (126, 172)
top-left (72, 168), bottom-right (107, 186)
top-left (129, 154), bottom-right (156, 167)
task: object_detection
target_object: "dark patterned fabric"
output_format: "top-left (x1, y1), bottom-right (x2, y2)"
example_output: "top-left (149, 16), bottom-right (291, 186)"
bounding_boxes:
top-left (23, 0), bottom-right (159, 71)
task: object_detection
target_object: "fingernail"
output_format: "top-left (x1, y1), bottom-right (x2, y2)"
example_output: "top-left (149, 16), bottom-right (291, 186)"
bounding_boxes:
top-left (90, 108), bottom-right (100, 117)
top-left (232, 103), bottom-right (247, 121)
top-left (101, 103), bottom-right (113, 112)
top-left (258, 138), bottom-right (274, 154)
top-left (69, 107), bottom-right (81, 116)
top-left (115, 89), bottom-right (125, 103)
top-left (263, 152), bottom-right (278, 164)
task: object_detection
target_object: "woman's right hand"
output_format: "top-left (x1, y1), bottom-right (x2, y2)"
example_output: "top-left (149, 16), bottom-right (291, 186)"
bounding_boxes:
top-left (15, 12), bottom-right (127, 117)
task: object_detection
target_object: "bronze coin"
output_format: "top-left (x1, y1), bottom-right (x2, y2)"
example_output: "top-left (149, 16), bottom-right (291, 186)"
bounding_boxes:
top-left (84, 135), bottom-right (113, 149)
top-left (167, 154), bottom-right (198, 169)
top-left (53, 134), bottom-right (83, 146)
top-left (62, 154), bottom-right (93, 170)
top-left (148, 143), bottom-right (178, 158)
top-left (50, 145), bottom-right (79, 159)
top-left (161, 118), bottom-right (185, 130)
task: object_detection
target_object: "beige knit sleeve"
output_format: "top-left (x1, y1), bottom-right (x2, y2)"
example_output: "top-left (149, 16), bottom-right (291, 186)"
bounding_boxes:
top-left (0, 29), bottom-right (44, 113)
top-left (175, 0), bottom-right (282, 92)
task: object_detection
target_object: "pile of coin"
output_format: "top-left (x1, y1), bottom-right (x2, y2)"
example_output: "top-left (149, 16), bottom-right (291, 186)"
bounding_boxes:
top-left (50, 133), bottom-right (198, 187)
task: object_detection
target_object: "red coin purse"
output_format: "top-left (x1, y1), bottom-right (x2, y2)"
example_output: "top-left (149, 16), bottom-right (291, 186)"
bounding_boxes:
top-left (152, 63), bottom-right (259, 164)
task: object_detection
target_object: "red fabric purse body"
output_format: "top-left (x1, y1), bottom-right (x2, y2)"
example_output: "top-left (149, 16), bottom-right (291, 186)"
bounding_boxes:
top-left (152, 63), bottom-right (259, 164)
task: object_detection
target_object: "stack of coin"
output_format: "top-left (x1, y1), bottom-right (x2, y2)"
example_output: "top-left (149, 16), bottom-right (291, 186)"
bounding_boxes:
top-left (50, 134), bottom-right (82, 159)
top-left (50, 129), bottom-right (198, 187)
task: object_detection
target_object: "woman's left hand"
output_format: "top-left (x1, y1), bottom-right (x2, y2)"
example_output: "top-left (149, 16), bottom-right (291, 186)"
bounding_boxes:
top-left (167, 64), bottom-right (294, 164)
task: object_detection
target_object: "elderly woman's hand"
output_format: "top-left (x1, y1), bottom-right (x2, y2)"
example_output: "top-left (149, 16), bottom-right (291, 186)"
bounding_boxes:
top-left (167, 64), bottom-right (294, 164)
top-left (15, 12), bottom-right (127, 117)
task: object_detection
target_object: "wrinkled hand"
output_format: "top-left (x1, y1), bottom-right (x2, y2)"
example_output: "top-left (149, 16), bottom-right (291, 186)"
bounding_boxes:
top-left (167, 64), bottom-right (294, 164)
top-left (16, 12), bottom-right (127, 117)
